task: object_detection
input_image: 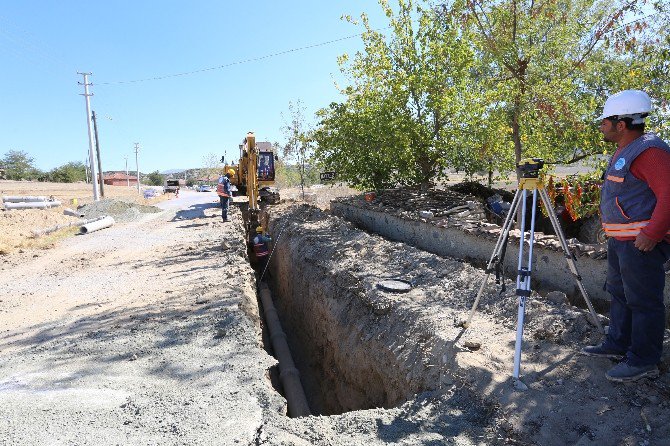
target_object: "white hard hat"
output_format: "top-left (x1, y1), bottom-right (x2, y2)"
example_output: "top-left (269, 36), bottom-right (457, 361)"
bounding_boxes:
top-left (597, 89), bottom-right (652, 124)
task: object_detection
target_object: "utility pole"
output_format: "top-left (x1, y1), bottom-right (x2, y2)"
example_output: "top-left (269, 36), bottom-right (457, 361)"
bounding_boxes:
top-left (125, 156), bottom-right (129, 187)
top-left (78, 72), bottom-right (100, 201)
top-left (84, 155), bottom-right (90, 184)
top-left (91, 110), bottom-right (105, 198)
top-left (134, 143), bottom-right (140, 194)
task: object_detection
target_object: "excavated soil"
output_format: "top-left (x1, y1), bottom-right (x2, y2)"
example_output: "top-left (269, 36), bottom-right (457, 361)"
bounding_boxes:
top-left (263, 203), bottom-right (670, 445)
top-left (3, 184), bottom-right (670, 445)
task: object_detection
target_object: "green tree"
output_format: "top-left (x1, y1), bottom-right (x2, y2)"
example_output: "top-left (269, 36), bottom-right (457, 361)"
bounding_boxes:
top-left (314, 0), bottom-right (478, 190)
top-left (49, 161), bottom-right (87, 183)
top-left (1, 150), bottom-right (41, 180)
top-left (315, 0), bottom-right (669, 189)
top-left (462, 0), bottom-right (669, 177)
top-left (147, 170), bottom-right (165, 186)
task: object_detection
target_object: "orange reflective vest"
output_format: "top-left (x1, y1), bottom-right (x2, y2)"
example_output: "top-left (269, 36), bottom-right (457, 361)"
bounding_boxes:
top-left (216, 183), bottom-right (230, 197)
top-left (600, 133), bottom-right (670, 238)
top-left (217, 176), bottom-right (232, 197)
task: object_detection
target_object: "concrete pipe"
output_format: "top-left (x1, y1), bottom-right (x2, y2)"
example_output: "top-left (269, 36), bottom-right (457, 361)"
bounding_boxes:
top-left (31, 216), bottom-right (106, 237)
top-left (80, 216), bottom-right (115, 234)
top-left (4, 201), bottom-right (62, 210)
top-left (63, 208), bottom-right (85, 217)
top-left (259, 282), bottom-right (311, 418)
top-left (2, 196), bottom-right (49, 203)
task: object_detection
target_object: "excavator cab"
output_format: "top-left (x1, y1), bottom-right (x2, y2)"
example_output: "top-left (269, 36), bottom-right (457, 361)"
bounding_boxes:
top-left (258, 152), bottom-right (275, 181)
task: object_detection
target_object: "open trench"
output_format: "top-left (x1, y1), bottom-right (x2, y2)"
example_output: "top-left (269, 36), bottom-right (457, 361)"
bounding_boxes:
top-left (241, 201), bottom-right (670, 445)
top-left (253, 204), bottom-right (503, 418)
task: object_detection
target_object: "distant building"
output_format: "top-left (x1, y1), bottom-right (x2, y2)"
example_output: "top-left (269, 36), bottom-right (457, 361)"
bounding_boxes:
top-left (103, 172), bottom-right (138, 186)
top-left (196, 176), bottom-right (217, 184)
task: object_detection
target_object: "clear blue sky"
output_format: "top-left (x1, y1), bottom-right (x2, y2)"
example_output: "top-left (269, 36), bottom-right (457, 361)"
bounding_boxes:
top-left (0, 1), bottom-right (386, 173)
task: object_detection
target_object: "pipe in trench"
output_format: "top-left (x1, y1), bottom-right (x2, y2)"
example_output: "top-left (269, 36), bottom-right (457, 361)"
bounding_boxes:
top-left (80, 216), bottom-right (115, 234)
top-left (4, 201), bottom-right (62, 210)
top-left (2, 196), bottom-right (49, 203)
top-left (259, 282), bottom-right (311, 418)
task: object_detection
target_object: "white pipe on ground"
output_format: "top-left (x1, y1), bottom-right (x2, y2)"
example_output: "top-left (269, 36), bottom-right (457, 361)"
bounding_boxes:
top-left (63, 208), bottom-right (85, 217)
top-left (80, 216), bottom-right (115, 234)
top-left (2, 196), bottom-right (49, 203)
top-left (31, 216), bottom-right (106, 237)
top-left (4, 201), bottom-right (62, 210)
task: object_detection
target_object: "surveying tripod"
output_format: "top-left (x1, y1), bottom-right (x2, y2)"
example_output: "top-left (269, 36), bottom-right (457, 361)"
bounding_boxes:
top-left (464, 158), bottom-right (604, 383)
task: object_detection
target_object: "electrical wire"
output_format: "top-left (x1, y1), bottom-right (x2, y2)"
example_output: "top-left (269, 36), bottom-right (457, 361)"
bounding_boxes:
top-left (96, 27), bottom-right (389, 86)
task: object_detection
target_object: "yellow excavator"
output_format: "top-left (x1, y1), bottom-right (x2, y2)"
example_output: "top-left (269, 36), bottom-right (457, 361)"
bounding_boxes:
top-left (225, 132), bottom-right (280, 236)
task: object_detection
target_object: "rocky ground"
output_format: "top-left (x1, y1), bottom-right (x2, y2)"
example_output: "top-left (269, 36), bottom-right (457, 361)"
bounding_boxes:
top-left (263, 203), bottom-right (670, 446)
top-left (1, 185), bottom-right (669, 445)
top-left (0, 192), bottom-right (282, 445)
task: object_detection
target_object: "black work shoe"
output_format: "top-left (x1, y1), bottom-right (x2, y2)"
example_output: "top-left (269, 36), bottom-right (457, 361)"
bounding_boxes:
top-left (222, 218), bottom-right (230, 222)
top-left (580, 344), bottom-right (625, 360)
top-left (606, 362), bottom-right (659, 382)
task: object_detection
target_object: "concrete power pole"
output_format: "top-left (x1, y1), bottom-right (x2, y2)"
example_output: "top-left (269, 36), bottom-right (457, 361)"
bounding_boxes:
top-left (125, 156), bottom-right (129, 187)
top-left (91, 110), bottom-right (105, 198)
top-left (134, 143), bottom-right (140, 194)
top-left (78, 72), bottom-right (100, 201)
top-left (84, 155), bottom-right (90, 184)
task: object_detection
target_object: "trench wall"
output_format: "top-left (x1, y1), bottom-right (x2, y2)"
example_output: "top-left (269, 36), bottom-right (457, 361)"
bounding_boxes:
top-left (269, 214), bottom-right (446, 415)
top-left (331, 200), bottom-right (670, 326)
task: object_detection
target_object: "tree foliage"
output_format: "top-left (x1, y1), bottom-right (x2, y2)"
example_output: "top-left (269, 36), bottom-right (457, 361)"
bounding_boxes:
top-left (49, 162), bottom-right (87, 183)
top-left (463, 0), bottom-right (668, 175)
top-left (315, 0), bottom-right (478, 190)
top-left (1, 150), bottom-right (41, 180)
top-left (313, 0), bottom-right (670, 188)
top-left (147, 170), bottom-right (165, 186)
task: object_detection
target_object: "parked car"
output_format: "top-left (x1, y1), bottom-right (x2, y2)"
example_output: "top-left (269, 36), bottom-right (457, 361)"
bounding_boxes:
top-left (196, 184), bottom-right (213, 192)
top-left (143, 188), bottom-right (160, 199)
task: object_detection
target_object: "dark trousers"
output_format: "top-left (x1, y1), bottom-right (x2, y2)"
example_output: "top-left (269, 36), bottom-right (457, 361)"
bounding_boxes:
top-left (219, 196), bottom-right (230, 220)
top-left (604, 238), bottom-right (670, 366)
top-left (257, 255), bottom-right (268, 278)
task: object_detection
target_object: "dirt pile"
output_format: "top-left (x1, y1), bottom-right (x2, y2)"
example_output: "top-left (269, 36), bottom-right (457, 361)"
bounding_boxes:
top-left (280, 184), bottom-right (358, 210)
top-left (358, 188), bottom-right (487, 221)
top-left (264, 203), bottom-right (670, 445)
top-left (78, 199), bottom-right (162, 222)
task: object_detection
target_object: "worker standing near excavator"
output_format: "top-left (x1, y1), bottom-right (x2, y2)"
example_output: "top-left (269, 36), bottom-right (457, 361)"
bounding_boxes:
top-left (217, 169), bottom-right (234, 222)
top-left (253, 226), bottom-right (272, 277)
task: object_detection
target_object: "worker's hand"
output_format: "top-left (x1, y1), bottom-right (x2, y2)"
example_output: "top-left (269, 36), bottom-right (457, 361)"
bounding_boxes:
top-left (634, 232), bottom-right (657, 252)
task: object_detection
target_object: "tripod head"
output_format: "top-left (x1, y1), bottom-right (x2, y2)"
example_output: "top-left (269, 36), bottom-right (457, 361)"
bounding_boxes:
top-left (517, 158), bottom-right (544, 178)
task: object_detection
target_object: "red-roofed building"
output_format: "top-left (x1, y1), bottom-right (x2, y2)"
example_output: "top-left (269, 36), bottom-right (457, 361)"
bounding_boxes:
top-left (103, 173), bottom-right (138, 186)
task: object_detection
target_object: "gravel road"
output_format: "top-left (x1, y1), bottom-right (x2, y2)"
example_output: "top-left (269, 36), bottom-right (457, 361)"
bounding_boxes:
top-left (0, 191), bottom-right (285, 445)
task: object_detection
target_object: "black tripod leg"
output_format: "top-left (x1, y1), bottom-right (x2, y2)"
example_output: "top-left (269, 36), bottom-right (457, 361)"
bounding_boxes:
top-left (538, 188), bottom-right (604, 334)
top-left (464, 189), bottom-right (522, 328)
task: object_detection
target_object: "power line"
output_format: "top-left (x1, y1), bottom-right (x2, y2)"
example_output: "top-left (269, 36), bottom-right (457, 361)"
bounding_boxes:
top-left (97, 28), bottom-right (388, 86)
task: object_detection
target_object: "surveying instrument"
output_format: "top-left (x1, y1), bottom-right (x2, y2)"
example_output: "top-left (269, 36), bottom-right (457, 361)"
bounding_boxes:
top-left (464, 158), bottom-right (604, 384)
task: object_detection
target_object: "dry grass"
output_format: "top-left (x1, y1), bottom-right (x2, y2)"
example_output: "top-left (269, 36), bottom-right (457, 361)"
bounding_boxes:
top-left (0, 180), bottom-right (172, 255)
